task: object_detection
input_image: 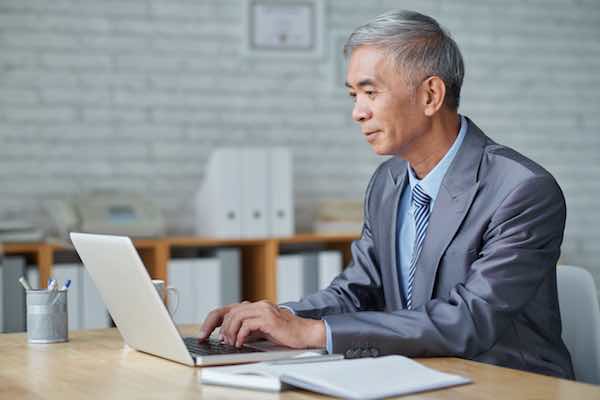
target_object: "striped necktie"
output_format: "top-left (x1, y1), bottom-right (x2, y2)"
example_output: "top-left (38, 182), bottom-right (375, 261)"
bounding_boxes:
top-left (406, 184), bottom-right (432, 310)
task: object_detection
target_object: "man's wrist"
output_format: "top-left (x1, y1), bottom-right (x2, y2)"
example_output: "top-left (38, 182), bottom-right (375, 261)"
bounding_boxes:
top-left (304, 319), bottom-right (326, 348)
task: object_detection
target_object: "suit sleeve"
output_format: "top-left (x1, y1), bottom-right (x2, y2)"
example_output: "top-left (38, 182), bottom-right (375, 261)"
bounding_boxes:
top-left (280, 164), bottom-right (387, 319)
top-left (322, 175), bottom-right (566, 358)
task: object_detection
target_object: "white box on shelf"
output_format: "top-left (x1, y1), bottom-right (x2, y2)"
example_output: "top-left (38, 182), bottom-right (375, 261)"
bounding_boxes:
top-left (168, 250), bottom-right (241, 325)
top-left (317, 250), bottom-right (343, 290)
top-left (268, 147), bottom-right (294, 237)
top-left (81, 268), bottom-right (111, 329)
top-left (195, 148), bottom-right (242, 238)
top-left (241, 148), bottom-right (269, 238)
top-left (277, 253), bottom-right (318, 304)
top-left (1, 257), bottom-right (26, 333)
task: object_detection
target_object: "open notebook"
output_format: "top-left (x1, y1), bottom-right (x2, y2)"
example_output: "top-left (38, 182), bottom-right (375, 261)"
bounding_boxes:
top-left (201, 355), bottom-right (471, 399)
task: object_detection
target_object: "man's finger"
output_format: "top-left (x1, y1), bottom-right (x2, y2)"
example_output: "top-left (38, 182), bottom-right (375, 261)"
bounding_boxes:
top-left (223, 306), bottom-right (264, 345)
top-left (235, 318), bottom-right (263, 348)
top-left (198, 306), bottom-right (230, 340)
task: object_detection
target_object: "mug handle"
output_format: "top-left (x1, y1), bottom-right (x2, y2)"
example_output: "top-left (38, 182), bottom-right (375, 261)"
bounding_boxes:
top-left (166, 286), bottom-right (179, 316)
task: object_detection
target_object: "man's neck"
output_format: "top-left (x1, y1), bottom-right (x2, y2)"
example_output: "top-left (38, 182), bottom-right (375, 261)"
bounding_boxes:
top-left (406, 113), bottom-right (461, 180)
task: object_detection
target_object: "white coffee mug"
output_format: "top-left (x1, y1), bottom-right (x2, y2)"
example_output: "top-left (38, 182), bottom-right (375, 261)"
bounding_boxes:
top-left (151, 279), bottom-right (179, 316)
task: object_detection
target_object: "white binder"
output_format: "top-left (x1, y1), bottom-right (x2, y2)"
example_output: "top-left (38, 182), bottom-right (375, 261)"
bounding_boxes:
top-left (241, 148), bottom-right (269, 237)
top-left (277, 254), bottom-right (318, 304)
top-left (168, 258), bottom-right (198, 325)
top-left (26, 266), bottom-right (40, 290)
top-left (215, 248), bottom-right (241, 309)
top-left (168, 251), bottom-right (241, 325)
top-left (1, 257), bottom-right (26, 333)
top-left (317, 251), bottom-right (343, 290)
top-left (196, 249), bottom-right (241, 322)
top-left (268, 147), bottom-right (294, 237)
top-left (195, 148), bottom-right (242, 238)
top-left (52, 263), bottom-right (82, 331)
top-left (81, 268), bottom-right (111, 329)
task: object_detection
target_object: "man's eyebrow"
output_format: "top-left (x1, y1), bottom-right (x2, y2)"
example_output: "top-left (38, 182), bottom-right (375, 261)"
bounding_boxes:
top-left (345, 79), bottom-right (376, 89)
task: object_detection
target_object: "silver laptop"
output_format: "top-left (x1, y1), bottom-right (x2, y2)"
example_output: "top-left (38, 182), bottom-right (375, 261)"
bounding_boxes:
top-left (70, 232), bottom-right (318, 366)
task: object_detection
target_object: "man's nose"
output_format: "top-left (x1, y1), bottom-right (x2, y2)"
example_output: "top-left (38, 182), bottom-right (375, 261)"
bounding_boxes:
top-left (352, 101), bottom-right (372, 123)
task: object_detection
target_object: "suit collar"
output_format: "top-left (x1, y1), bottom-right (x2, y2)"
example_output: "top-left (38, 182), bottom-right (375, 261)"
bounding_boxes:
top-left (386, 116), bottom-right (487, 191)
top-left (409, 116), bottom-right (488, 308)
top-left (439, 116), bottom-right (488, 197)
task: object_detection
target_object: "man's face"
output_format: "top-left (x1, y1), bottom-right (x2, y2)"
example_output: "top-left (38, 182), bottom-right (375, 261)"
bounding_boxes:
top-left (345, 46), bottom-right (429, 157)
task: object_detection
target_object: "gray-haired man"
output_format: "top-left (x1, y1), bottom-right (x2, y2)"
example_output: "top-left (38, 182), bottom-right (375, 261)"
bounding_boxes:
top-left (199, 10), bottom-right (574, 379)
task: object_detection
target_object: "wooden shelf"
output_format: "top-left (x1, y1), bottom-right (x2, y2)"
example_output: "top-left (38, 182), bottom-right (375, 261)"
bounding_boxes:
top-left (2, 234), bottom-right (358, 302)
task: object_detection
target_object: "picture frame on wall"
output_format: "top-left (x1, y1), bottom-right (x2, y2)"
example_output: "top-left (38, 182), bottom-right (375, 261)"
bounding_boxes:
top-left (242, 0), bottom-right (325, 58)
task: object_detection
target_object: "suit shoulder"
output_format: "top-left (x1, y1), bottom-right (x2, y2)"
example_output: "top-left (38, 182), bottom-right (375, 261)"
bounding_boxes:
top-left (483, 142), bottom-right (555, 181)
top-left (480, 142), bottom-right (563, 200)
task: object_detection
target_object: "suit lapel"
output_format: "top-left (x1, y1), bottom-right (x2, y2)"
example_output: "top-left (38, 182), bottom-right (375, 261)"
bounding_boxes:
top-left (410, 118), bottom-right (488, 308)
top-left (380, 158), bottom-right (407, 310)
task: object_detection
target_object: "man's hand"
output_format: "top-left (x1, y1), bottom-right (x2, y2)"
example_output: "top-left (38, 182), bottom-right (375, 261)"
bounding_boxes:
top-left (198, 300), bottom-right (326, 349)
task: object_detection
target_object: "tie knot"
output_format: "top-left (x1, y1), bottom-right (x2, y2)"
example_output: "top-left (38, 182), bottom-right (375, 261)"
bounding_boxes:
top-left (412, 184), bottom-right (431, 208)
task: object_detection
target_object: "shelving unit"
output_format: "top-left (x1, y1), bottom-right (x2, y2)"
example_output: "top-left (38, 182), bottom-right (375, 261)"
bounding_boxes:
top-left (2, 234), bottom-right (358, 303)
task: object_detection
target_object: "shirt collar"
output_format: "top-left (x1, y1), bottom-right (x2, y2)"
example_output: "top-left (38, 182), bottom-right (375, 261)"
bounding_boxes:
top-left (408, 114), bottom-right (468, 206)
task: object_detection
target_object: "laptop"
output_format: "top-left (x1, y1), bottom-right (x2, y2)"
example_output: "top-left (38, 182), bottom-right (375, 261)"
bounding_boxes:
top-left (70, 232), bottom-right (320, 366)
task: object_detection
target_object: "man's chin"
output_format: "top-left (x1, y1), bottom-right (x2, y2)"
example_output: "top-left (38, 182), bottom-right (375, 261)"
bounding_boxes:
top-left (371, 145), bottom-right (394, 156)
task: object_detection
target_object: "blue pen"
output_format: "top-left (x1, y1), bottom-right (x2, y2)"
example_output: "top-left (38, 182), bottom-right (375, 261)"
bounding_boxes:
top-left (61, 279), bottom-right (72, 290)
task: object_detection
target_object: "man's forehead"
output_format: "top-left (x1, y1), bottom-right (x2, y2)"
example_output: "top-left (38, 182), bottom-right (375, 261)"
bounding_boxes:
top-left (345, 46), bottom-right (404, 88)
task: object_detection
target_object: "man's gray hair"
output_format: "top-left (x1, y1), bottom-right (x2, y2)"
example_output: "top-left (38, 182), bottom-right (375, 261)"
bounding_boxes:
top-left (344, 10), bottom-right (464, 110)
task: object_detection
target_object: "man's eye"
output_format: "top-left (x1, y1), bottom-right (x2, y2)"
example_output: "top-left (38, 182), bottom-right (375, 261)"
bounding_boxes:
top-left (365, 90), bottom-right (375, 98)
top-left (348, 93), bottom-right (357, 102)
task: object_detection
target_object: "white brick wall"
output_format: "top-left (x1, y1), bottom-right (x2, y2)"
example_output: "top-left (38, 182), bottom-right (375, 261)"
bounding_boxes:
top-left (1, 0), bottom-right (599, 290)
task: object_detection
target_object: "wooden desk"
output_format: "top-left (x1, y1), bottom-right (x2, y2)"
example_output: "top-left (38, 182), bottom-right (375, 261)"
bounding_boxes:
top-left (1, 326), bottom-right (599, 399)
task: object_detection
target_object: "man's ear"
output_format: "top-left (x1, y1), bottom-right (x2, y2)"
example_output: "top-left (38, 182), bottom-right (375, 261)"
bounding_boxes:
top-left (422, 76), bottom-right (446, 116)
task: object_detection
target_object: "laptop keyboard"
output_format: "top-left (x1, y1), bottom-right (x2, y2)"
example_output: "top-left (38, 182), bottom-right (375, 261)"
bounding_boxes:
top-left (183, 337), bottom-right (261, 356)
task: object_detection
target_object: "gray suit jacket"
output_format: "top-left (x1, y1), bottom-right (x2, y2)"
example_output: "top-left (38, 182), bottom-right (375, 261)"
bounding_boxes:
top-left (284, 118), bottom-right (574, 379)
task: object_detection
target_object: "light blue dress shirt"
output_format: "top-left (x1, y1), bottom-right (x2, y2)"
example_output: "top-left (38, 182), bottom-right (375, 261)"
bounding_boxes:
top-left (396, 114), bottom-right (468, 304)
top-left (290, 115), bottom-right (468, 354)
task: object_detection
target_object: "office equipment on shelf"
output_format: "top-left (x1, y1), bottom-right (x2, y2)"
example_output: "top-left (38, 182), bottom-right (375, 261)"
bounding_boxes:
top-left (0, 257), bottom-right (26, 332)
top-left (268, 147), bottom-right (294, 236)
top-left (71, 232), bottom-right (320, 366)
top-left (45, 191), bottom-right (165, 240)
top-left (0, 220), bottom-right (45, 243)
top-left (277, 254), bottom-right (318, 303)
top-left (195, 148), bottom-right (243, 238)
top-left (168, 249), bottom-right (241, 325)
top-left (195, 147), bottom-right (295, 238)
top-left (241, 148), bottom-right (269, 237)
top-left (313, 199), bottom-right (363, 235)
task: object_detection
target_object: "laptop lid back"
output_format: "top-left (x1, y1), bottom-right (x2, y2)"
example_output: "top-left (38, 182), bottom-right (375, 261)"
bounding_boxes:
top-left (70, 232), bottom-right (194, 366)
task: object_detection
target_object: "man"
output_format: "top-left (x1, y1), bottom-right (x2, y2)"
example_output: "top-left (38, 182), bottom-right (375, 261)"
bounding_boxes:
top-left (199, 10), bottom-right (574, 379)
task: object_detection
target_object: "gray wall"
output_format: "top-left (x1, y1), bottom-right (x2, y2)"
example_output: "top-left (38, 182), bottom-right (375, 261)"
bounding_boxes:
top-left (1, 1), bottom-right (599, 287)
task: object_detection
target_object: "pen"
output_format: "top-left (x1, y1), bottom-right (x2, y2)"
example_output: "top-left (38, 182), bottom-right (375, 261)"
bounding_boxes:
top-left (47, 279), bottom-right (57, 291)
top-left (266, 354), bottom-right (344, 365)
top-left (18, 276), bottom-right (32, 291)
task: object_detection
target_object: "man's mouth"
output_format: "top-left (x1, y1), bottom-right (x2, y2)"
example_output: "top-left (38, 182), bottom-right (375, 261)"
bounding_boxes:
top-left (364, 130), bottom-right (380, 141)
